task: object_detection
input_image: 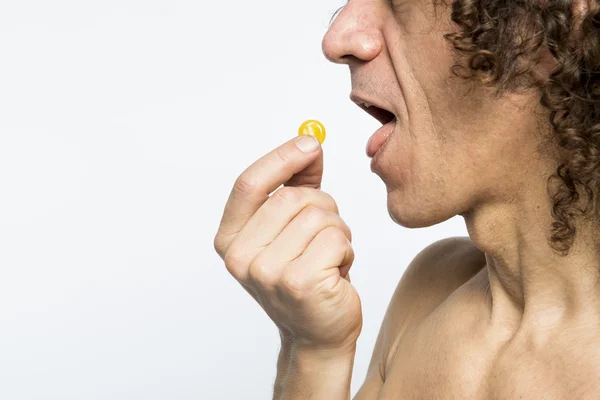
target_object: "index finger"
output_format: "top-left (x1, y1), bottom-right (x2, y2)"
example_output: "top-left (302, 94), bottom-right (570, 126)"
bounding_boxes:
top-left (214, 135), bottom-right (323, 256)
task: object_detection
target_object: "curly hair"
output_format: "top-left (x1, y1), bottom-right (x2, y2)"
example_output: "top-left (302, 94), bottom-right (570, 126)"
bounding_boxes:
top-left (444, 0), bottom-right (600, 256)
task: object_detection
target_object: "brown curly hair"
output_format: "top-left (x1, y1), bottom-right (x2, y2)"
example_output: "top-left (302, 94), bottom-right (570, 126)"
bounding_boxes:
top-left (443, 0), bottom-right (600, 256)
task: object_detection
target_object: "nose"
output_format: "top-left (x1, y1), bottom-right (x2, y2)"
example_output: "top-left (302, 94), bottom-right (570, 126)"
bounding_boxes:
top-left (321, 3), bottom-right (383, 65)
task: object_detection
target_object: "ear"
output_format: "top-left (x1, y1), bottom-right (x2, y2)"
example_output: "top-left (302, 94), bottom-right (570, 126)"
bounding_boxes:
top-left (532, 46), bottom-right (557, 86)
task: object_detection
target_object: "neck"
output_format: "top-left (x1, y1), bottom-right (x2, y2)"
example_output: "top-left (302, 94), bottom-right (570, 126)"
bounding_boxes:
top-left (462, 168), bottom-right (600, 341)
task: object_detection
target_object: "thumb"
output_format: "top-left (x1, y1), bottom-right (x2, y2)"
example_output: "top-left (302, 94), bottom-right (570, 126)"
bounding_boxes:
top-left (283, 136), bottom-right (324, 189)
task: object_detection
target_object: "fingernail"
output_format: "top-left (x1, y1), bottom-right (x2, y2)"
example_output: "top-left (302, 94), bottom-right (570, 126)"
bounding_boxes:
top-left (296, 135), bottom-right (320, 153)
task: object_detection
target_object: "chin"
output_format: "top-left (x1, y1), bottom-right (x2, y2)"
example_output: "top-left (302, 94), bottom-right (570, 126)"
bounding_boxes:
top-left (386, 189), bottom-right (455, 229)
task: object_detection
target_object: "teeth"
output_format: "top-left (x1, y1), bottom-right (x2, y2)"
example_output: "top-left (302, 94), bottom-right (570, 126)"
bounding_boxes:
top-left (362, 102), bottom-right (372, 108)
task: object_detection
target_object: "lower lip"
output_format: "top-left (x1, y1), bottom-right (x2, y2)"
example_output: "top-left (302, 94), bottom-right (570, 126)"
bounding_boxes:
top-left (366, 118), bottom-right (396, 159)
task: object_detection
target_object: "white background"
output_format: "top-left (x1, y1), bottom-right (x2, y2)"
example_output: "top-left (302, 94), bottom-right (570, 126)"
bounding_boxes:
top-left (0, 1), bottom-right (468, 398)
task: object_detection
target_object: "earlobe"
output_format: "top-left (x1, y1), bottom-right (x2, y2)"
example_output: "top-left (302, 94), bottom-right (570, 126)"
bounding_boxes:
top-left (531, 46), bottom-right (557, 87)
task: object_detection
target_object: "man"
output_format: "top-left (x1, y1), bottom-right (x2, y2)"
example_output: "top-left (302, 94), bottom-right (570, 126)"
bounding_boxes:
top-left (214, 0), bottom-right (600, 398)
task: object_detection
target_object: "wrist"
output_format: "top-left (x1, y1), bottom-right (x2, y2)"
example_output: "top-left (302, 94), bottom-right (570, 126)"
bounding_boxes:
top-left (276, 340), bottom-right (355, 400)
top-left (288, 341), bottom-right (357, 364)
top-left (279, 332), bottom-right (358, 361)
top-left (282, 338), bottom-right (356, 381)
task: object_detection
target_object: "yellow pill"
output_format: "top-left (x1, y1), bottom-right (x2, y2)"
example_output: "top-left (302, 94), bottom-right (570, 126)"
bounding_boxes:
top-left (298, 120), bottom-right (326, 144)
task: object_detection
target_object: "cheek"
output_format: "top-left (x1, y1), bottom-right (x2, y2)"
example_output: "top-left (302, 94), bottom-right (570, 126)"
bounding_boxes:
top-left (423, 72), bottom-right (492, 147)
top-left (396, 37), bottom-right (461, 132)
top-left (401, 8), bottom-right (456, 77)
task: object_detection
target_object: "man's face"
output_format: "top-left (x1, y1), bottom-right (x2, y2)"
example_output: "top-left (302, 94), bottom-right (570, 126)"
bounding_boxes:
top-left (322, 0), bottom-right (547, 227)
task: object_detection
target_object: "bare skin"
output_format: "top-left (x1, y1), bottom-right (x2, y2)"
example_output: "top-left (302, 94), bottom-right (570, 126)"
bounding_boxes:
top-left (320, 0), bottom-right (600, 398)
top-left (354, 237), bottom-right (600, 399)
top-left (215, 0), bottom-right (600, 399)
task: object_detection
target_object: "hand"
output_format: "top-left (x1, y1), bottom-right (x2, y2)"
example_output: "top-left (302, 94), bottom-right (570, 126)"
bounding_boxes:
top-left (213, 135), bottom-right (362, 351)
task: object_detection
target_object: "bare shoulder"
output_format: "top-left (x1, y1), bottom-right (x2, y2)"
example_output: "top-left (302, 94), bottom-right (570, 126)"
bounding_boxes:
top-left (353, 236), bottom-right (486, 399)
top-left (378, 236), bottom-right (485, 359)
top-left (392, 236), bottom-right (485, 306)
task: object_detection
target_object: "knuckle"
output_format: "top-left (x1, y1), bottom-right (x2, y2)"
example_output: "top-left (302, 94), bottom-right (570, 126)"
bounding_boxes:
top-left (273, 186), bottom-right (300, 204)
top-left (233, 175), bottom-right (258, 197)
top-left (346, 241), bottom-right (356, 259)
top-left (213, 234), bottom-right (223, 258)
top-left (321, 192), bottom-right (340, 214)
top-left (341, 221), bottom-right (353, 242)
top-left (322, 226), bottom-right (349, 248)
top-left (248, 256), bottom-right (277, 287)
top-left (223, 247), bottom-right (247, 278)
top-left (275, 145), bottom-right (293, 165)
top-left (301, 207), bottom-right (352, 242)
top-left (301, 204), bottom-right (326, 223)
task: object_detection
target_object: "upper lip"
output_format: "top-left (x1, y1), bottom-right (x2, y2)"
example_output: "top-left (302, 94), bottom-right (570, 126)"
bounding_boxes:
top-left (350, 92), bottom-right (397, 125)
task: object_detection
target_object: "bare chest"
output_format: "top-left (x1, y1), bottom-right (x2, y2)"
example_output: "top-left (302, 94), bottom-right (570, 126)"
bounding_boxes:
top-left (374, 296), bottom-right (600, 400)
top-left (375, 304), bottom-right (496, 400)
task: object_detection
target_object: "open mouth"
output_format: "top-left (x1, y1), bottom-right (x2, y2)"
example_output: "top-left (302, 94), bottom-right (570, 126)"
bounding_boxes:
top-left (351, 97), bottom-right (398, 158)
top-left (356, 103), bottom-right (396, 125)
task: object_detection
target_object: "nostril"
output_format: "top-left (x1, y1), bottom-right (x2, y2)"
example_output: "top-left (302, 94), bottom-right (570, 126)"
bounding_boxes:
top-left (321, 36), bottom-right (346, 64)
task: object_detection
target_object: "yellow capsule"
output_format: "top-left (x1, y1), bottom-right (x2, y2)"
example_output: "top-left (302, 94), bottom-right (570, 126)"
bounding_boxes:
top-left (298, 120), bottom-right (326, 144)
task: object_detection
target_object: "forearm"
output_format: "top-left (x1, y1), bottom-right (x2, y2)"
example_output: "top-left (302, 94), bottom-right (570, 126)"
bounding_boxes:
top-left (273, 340), bottom-right (356, 400)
